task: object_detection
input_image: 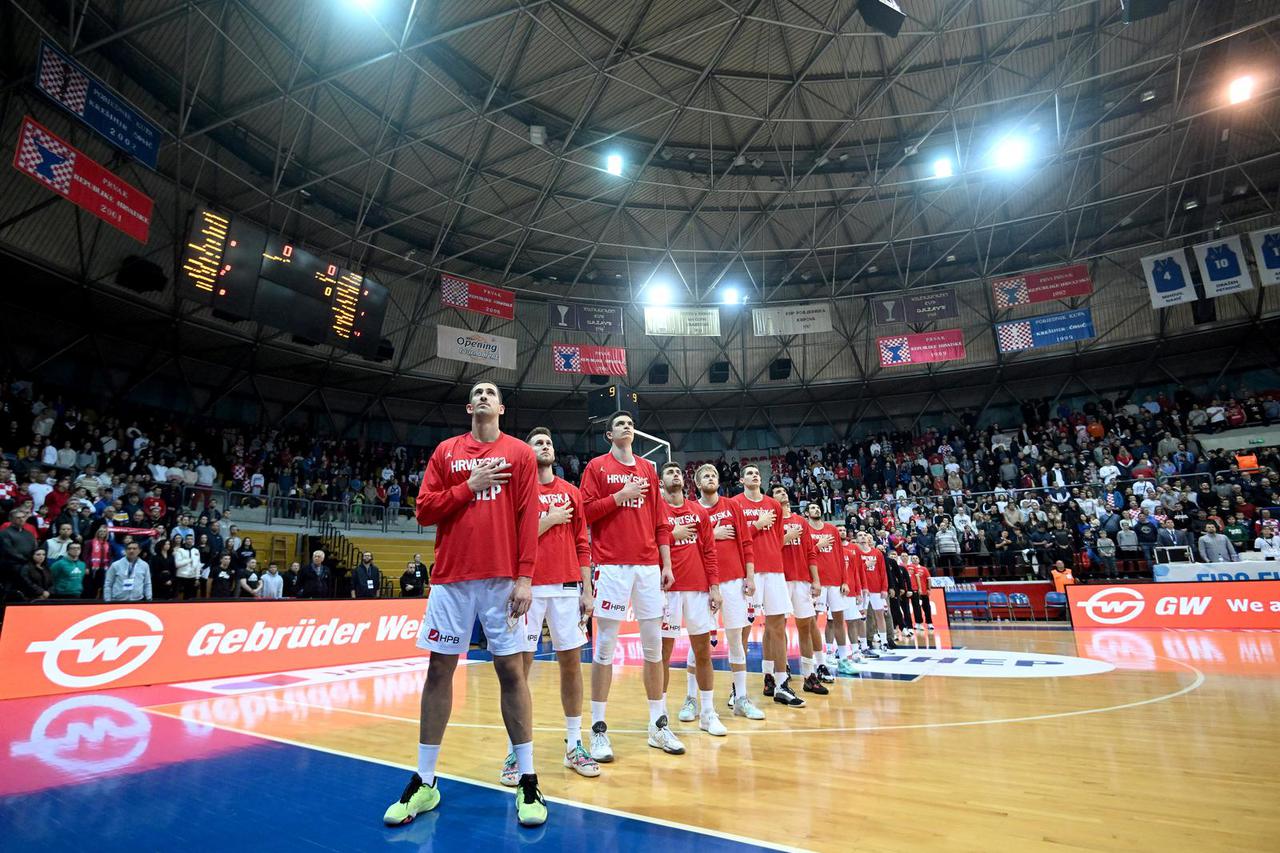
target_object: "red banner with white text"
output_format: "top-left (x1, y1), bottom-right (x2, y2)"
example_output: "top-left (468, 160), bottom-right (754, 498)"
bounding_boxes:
top-left (1066, 580), bottom-right (1280, 630)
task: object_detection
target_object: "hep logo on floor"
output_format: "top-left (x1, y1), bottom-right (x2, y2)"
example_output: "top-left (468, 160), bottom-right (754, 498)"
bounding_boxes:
top-left (26, 610), bottom-right (165, 688)
top-left (599, 600), bottom-right (626, 614)
top-left (426, 628), bottom-right (461, 644)
top-left (1075, 587), bottom-right (1147, 625)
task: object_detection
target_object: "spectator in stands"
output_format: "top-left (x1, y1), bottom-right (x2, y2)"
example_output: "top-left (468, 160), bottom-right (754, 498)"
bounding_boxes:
top-left (1094, 529), bottom-right (1117, 576)
top-left (233, 535), bottom-right (255, 570)
top-left (1197, 522), bottom-right (1238, 563)
top-left (50, 541), bottom-right (85, 599)
top-left (22, 547), bottom-right (53, 601)
top-left (151, 538), bottom-right (177, 601)
top-left (260, 561), bottom-right (284, 599)
top-left (400, 560), bottom-right (424, 598)
top-left (45, 522), bottom-right (74, 562)
top-left (1256, 524), bottom-right (1280, 560)
top-left (207, 553), bottom-right (236, 599)
top-left (175, 534), bottom-right (201, 600)
top-left (282, 561), bottom-right (302, 598)
top-left (352, 551), bottom-right (381, 599)
top-left (104, 541), bottom-right (152, 603)
top-left (1157, 518), bottom-right (1190, 551)
top-left (934, 518), bottom-right (961, 571)
top-left (299, 549), bottom-right (329, 598)
top-left (237, 557), bottom-right (263, 598)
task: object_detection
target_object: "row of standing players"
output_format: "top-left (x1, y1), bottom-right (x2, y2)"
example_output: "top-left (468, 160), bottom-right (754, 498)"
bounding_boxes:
top-left (381, 383), bottom-right (933, 830)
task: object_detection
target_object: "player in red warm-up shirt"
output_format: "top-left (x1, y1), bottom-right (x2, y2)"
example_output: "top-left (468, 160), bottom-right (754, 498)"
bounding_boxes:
top-left (578, 412), bottom-right (674, 762)
top-left (731, 465), bottom-right (795, 705)
top-left (770, 486), bottom-right (820, 702)
top-left (853, 531), bottom-right (890, 651)
top-left (659, 462), bottom-right (727, 739)
top-left (907, 554), bottom-right (933, 631)
top-left (837, 528), bottom-right (869, 667)
top-left (502, 428), bottom-right (598, 784)
top-left (803, 502), bottom-right (846, 685)
top-left (694, 464), bottom-right (766, 721)
top-left (384, 382), bottom-right (545, 829)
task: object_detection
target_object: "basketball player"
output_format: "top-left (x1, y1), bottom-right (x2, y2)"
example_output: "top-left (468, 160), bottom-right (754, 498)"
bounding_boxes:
top-left (694, 464), bottom-right (766, 721)
top-left (854, 531), bottom-right (890, 651)
top-left (658, 463), bottom-right (727, 736)
top-left (384, 382), bottom-right (545, 828)
top-left (907, 554), bottom-right (933, 632)
top-left (499, 428), bottom-right (598, 785)
top-left (840, 529), bottom-right (871, 669)
top-left (771, 486), bottom-right (826, 697)
top-left (732, 465), bottom-right (802, 706)
top-left (579, 412), bottom-right (679, 760)
top-left (804, 502), bottom-right (845, 684)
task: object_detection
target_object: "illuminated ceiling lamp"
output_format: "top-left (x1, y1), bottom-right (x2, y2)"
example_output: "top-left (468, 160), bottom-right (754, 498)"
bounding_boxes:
top-left (858, 0), bottom-right (906, 38)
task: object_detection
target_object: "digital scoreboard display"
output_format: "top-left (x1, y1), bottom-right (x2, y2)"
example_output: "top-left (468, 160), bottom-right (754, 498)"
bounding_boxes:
top-left (180, 207), bottom-right (388, 356)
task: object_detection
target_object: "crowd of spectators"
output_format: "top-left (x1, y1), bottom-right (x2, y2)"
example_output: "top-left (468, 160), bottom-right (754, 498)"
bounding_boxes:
top-left (2, 374), bottom-right (1279, 615)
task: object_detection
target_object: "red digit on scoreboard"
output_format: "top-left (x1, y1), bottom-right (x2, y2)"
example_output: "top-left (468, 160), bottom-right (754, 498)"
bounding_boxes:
top-left (283, 244), bottom-right (293, 258)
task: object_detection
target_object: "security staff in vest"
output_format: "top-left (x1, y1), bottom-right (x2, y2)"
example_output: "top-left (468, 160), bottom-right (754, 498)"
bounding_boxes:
top-left (352, 551), bottom-right (382, 599)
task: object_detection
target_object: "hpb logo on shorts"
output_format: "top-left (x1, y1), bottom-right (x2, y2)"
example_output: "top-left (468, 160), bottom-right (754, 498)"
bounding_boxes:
top-left (427, 627), bottom-right (462, 644)
top-left (26, 610), bottom-right (165, 689)
top-left (600, 600), bottom-right (626, 613)
top-left (1075, 587), bottom-right (1147, 625)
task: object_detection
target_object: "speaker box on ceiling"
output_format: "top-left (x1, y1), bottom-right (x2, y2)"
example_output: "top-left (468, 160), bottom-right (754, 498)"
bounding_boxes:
top-left (648, 363), bottom-right (669, 385)
top-left (858, 0), bottom-right (906, 38)
top-left (1121, 0), bottom-right (1173, 23)
top-left (769, 358), bottom-right (793, 380)
top-left (116, 255), bottom-right (167, 293)
top-left (709, 361), bottom-right (730, 384)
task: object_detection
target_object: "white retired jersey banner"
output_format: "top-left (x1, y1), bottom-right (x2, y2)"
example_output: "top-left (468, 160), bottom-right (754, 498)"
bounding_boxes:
top-left (1140, 251), bottom-right (1196, 308)
top-left (1248, 227), bottom-right (1280, 286)
top-left (1192, 235), bottom-right (1253, 298)
top-left (436, 325), bottom-right (516, 370)
top-left (751, 303), bottom-right (833, 336)
top-left (643, 306), bottom-right (721, 336)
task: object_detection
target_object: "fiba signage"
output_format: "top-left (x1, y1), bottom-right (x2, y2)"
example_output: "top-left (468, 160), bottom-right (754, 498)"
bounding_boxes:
top-left (1067, 581), bottom-right (1280, 629)
top-left (0, 600), bottom-right (432, 700)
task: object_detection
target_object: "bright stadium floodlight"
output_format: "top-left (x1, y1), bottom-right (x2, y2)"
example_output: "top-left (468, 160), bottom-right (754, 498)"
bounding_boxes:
top-left (1227, 75), bottom-right (1256, 105)
top-left (605, 153), bottom-right (624, 176)
top-left (722, 286), bottom-right (740, 305)
top-left (932, 156), bottom-right (954, 178)
top-left (348, 0), bottom-right (377, 10)
top-left (991, 135), bottom-right (1031, 170)
top-left (647, 282), bottom-right (672, 306)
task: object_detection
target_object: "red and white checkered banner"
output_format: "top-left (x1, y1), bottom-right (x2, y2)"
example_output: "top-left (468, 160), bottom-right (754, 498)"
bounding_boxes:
top-left (876, 329), bottom-right (966, 367)
top-left (12, 115), bottom-right (152, 243)
top-left (990, 263), bottom-right (1092, 310)
top-left (552, 344), bottom-right (627, 376)
top-left (439, 273), bottom-right (515, 319)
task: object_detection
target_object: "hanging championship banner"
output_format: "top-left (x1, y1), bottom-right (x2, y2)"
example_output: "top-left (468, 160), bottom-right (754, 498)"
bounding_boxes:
top-left (439, 273), bottom-right (515, 319)
top-left (547, 301), bottom-right (624, 334)
top-left (552, 344), bottom-right (627, 376)
top-left (12, 116), bottom-right (153, 243)
top-left (436, 325), bottom-right (516, 370)
top-left (1140, 251), bottom-right (1196, 308)
top-left (877, 329), bottom-right (966, 367)
top-left (995, 308), bottom-right (1095, 354)
top-left (644, 307), bottom-right (720, 336)
top-left (751, 304), bottom-right (833, 336)
top-left (872, 290), bottom-right (959, 325)
top-left (1248, 227), bottom-right (1280, 287)
top-left (1192, 235), bottom-right (1254, 298)
top-left (991, 264), bottom-right (1092, 310)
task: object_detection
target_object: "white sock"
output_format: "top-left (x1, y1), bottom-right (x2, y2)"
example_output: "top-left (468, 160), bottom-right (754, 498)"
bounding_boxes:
top-left (699, 689), bottom-right (714, 715)
top-left (686, 667), bottom-right (698, 699)
top-left (814, 650), bottom-right (826, 667)
top-left (513, 741), bottom-right (534, 776)
top-left (648, 698), bottom-right (666, 725)
top-left (566, 716), bottom-right (582, 749)
top-left (826, 642), bottom-right (837, 656)
top-left (661, 691), bottom-right (667, 711)
top-left (591, 700), bottom-right (607, 726)
top-left (840, 643), bottom-right (853, 659)
top-left (505, 738), bottom-right (513, 753)
top-left (732, 669), bottom-right (747, 698)
top-left (763, 659), bottom-right (774, 682)
top-left (800, 656), bottom-right (814, 676)
top-left (417, 743), bottom-right (440, 785)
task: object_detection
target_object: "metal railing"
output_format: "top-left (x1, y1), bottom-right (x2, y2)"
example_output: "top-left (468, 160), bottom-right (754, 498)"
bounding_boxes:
top-left (182, 485), bottom-right (431, 534)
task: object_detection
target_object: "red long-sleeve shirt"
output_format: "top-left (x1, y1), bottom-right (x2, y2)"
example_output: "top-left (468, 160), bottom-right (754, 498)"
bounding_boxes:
top-left (532, 477), bottom-right (591, 586)
top-left (910, 562), bottom-right (932, 595)
top-left (663, 499), bottom-right (719, 591)
top-left (699, 495), bottom-right (754, 582)
top-left (780, 515), bottom-right (817, 583)
top-left (732, 493), bottom-right (783, 573)
top-left (415, 431), bottom-right (538, 584)
top-left (852, 545), bottom-right (888, 593)
top-left (580, 452), bottom-right (671, 566)
top-left (807, 521), bottom-right (844, 586)
top-left (843, 542), bottom-right (867, 594)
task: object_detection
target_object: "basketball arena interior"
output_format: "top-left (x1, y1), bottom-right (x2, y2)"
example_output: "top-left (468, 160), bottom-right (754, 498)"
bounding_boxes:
top-left (1, 1), bottom-right (1279, 850)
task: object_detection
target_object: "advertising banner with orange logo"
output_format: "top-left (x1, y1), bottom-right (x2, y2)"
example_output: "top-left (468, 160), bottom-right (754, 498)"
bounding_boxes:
top-left (1066, 580), bottom-right (1280, 630)
top-left (0, 599), bottom-right (430, 700)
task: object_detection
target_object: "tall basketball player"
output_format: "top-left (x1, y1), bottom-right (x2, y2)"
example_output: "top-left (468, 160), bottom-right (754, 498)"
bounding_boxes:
top-left (694, 464), bottom-right (766, 721)
top-left (500, 428), bottom-right (599, 785)
top-left (855, 531), bottom-right (890, 651)
top-left (658, 463), bottom-right (727, 737)
top-left (771, 486), bottom-right (825, 698)
top-left (579, 412), bottom-right (679, 760)
top-left (732, 465), bottom-right (802, 706)
top-left (384, 382), bottom-right (545, 829)
top-left (804, 502), bottom-right (845, 685)
top-left (843, 530), bottom-right (874, 666)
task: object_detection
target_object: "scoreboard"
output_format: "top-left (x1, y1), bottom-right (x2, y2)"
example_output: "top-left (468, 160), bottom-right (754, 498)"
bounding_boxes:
top-left (587, 383), bottom-right (639, 422)
top-left (180, 207), bottom-right (388, 356)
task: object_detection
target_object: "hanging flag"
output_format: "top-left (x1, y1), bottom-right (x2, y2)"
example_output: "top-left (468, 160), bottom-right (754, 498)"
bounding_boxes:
top-left (552, 344), bottom-right (627, 376)
top-left (547, 301), bottom-right (624, 334)
top-left (876, 329), bottom-right (966, 367)
top-left (1247, 227), bottom-right (1280, 287)
top-left (436, 325), bottom-right (516, 370)
top-left (1140, 251), bottom-right (1196, 308)
top-left (643, 307), bottom-right (720, 336)
top-left (1192, 235), bottom-right (1254, 298)
top-left (991, 264), bottom-right (1092, 309)
top-left (11, 115), bottom-right (152, 243)
top-left (995, 308), bottom-right (1095, 354)
top-left (751, 304), bottom-right (833, 336)
top-left (439, 273), bottom-right (515, 319)
top-left (871, 290), bottom-right (959, 325)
